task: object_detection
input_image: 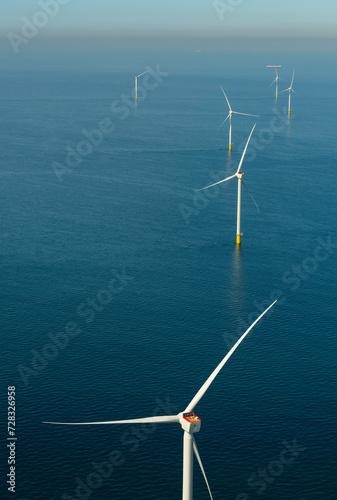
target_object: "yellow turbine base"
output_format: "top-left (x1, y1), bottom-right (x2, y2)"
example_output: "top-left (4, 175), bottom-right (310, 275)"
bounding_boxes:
top-left (275, 95), bottom-right (278, 99)
top-left (236, 234), bottom-right (241, 245)
top-left (229, 144), bottom-right (232, 151)
top-left (136, 96), bottom-right (138, 100)
top-left (288, 110), bottom-right (291, 115)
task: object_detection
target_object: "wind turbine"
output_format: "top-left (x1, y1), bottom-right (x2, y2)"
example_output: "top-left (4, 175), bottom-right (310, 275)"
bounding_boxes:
top-left (268, 67), bottom-right (282, 99)
top-left (197, 124), bottom-right (259, 246)
top-left (219, 86), bottom-right (258, 152)
top-left (280, 70), bottom-right (295, 115)
top-left (134, 70), bottom-right (149, 100)
top-left (44, 300), bottom-right (277, 500)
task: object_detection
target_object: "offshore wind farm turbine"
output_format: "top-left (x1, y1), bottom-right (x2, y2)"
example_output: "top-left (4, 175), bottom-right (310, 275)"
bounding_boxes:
top-left (219, 86), bottom-right (258, 151)
top-left (134, 70), bottom-right (149, 99)
top-left (197, 124), bottom-right (259, 246)
top-left (268, 67), bottom-right (282, 99)
top-left (44, 300), bottom-right (277, 500)
top-left (280, 70), bottom-right (295, 115)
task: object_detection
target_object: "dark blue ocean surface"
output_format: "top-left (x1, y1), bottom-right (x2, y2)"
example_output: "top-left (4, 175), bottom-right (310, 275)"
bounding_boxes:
top-left (1, 49), bottom-right (337, 499)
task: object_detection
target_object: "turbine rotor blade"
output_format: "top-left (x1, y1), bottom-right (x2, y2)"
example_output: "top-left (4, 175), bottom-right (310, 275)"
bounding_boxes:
top-left (44, 415), bottom-right (180, 426)
top-left (218, 113), bottom-right (230, 132)
top-left (268, 78), bottom-right (277, 89)
top-left (193, 437), bottom-right (214, 500)
top-left (184, 300), bottom-right (277, 413)
top-left (195, 174), bottom-right (236, 192)
top-left (242, 180), bottom-right (260, 212)
top-left (290, 70), bottom-right (295, 89)
top-left (236, 123), bottom-right (256, 174)
top-left (232, 111), bottom-right (259, 117)
top-left (220, 86), bottom-right (232, 111)
top-left (136, 70), bottom-right (149, 78)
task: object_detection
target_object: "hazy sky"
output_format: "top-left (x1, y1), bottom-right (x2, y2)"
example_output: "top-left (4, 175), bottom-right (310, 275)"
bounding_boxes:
top-left (1, 0), bottom-right (337, 52)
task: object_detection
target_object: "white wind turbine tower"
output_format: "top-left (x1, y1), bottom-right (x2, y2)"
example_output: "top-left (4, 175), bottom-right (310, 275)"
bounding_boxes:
top-left (197, 124), bottom-right (259, 246)
top-left (280, 70), bottom-right (295, 115)
top-left (44, 300), bottom-right (277, 500)
top-left (134, 70), bottom-right (149, 100)
top-left (219, 86), bottom-right (258, 152)
top-left (268, 67), bottom-right (282, 99)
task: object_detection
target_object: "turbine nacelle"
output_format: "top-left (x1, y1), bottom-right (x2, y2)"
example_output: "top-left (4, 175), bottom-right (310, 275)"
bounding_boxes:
top-left (237, 172), bottom-right (245, 178)
top-left (180, 412), bottom-right (201, 434)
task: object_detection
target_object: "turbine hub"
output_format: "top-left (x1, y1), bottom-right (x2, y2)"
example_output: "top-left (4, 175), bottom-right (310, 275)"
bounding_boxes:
top-left (180, 412), bottom-right (201, 434)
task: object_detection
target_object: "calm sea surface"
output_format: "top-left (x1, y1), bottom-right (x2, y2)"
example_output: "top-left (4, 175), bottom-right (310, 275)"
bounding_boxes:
top-left (1, 49), bottom-right (337, 499)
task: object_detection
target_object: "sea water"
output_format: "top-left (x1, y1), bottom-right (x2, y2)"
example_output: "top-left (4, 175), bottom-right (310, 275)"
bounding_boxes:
top-left (1, 48), bottom-right (336, 499)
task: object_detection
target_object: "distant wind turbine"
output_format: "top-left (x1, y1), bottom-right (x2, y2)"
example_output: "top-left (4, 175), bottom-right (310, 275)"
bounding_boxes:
top-left (44, 300), bottom-right (277, 500)
top-left (268, 67), bottom-right (283, 99)
top-left (197, 124), bottom-right (259, 246)
top-left (219, 86), bottom-right (258, 152)
top-left (280, 70), bottom-right (295, 115)
top-left (134, 70), bottom-right (149, 100)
